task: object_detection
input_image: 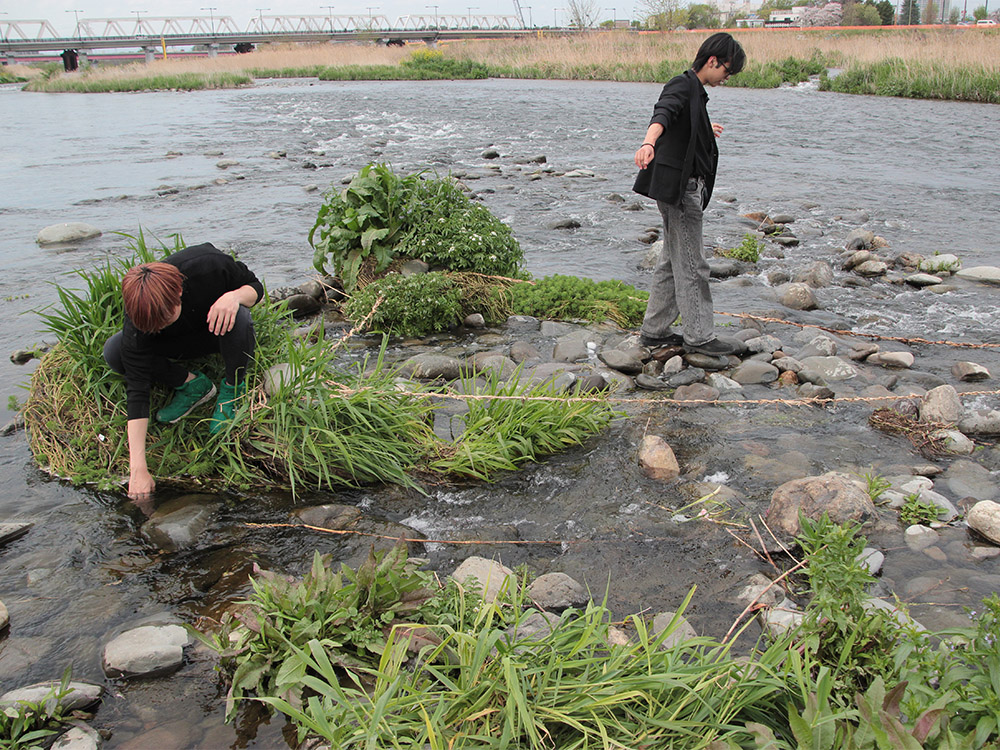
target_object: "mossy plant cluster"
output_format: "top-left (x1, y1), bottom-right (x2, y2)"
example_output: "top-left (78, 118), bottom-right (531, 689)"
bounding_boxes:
top-left (24, 233), bottom-right (614, 495)
top-left (200, 517), bottom-right (1000, 748)
top-left (311, 163), bottom-right (649, 337)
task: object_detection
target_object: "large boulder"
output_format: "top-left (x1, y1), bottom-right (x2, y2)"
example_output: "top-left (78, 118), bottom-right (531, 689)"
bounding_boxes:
top-left (638, 435), bottom-right (680, 481)
top-left (36, 223), bottom-right (101, 245)
top-left (102, 624), bottom-right (191, 679)
top-left (968, 501), bottom-right (1000, 546)
top-left (776, 282), bottom-right (818, 311)
top-left (140, 495), bottom-right (219, 552)
top-left (919, 384), bottom-right (961, 424)
top-left (766, 472), bottom-right (877, 540)
top-left (1, 681), bottom-right (103, 713)
top-left (398, 353), bottom-right (462, 380)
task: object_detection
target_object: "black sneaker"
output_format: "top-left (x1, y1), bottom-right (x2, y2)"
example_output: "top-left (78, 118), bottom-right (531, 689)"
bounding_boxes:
top-left (683, 337), bottom-right (741, 356)
top-left (639, 331), bottom-right (684, 348)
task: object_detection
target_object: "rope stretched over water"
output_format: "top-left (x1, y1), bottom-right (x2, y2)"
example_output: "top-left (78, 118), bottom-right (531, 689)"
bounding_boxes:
top-left (719, 311), bottom-right (1000, 350)
top-left (245, 521), bottom-right (582, 546)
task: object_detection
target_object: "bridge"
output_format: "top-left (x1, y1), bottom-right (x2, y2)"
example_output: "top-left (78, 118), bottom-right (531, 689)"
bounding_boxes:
top-left (0, 15), bottom-right (543, 63)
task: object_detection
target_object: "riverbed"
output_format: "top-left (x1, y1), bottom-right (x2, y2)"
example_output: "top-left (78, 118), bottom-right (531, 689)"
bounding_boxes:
top-left (1, 77), bottom-right (999, 748)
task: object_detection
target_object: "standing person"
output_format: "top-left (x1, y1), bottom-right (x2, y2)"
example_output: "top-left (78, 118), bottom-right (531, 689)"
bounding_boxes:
top-left (633, 32), bottom-right (746, 356)
top-left (103, 243), bottom-right (264, 501)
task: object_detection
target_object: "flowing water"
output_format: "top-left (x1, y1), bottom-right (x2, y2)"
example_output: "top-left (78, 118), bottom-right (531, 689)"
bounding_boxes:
top-left (1, 77), bottom-right (999, 747)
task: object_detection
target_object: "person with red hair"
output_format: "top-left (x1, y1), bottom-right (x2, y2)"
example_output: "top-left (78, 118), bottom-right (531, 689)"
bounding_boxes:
top-left (104, 242), bottom-right (263, 501)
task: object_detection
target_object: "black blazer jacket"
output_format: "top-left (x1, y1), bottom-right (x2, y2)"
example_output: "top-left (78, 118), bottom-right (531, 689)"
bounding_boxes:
top-left (633, 70), bottom-right (718, 209)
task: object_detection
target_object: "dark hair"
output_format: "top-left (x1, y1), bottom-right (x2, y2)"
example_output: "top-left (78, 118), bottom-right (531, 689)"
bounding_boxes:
top-left (122, 262), bottom-right (184, 333)
top-left (692, 32), bottom-right (746, 76)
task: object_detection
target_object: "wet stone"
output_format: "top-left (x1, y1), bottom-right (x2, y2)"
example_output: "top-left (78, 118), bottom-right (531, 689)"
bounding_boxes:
top-left (776, 282), bottom-right (818, 310)
top-left (799, 356), bottom-right (858, 383)
top-left (952, 361), bottom-right (990, 382)
top-left (1, 681), bottom-right (103, 713)
top-left (102, 624), bottom-right (191, 679)
top-left (52, 724), bottom-right (102, 750)
top-left (672, 383), bottom-right (719, 402)
top-left (956, 266), bottom-right (1000, 285)
top-left (868, 351), bottom-right (914, 369)
top-left (638, 435), bottom-right (680, 481)
top-left (463, 313), bottom-right (485, 328)
top-left (731, 360), bottom-right (778, 385)
top-left (904, 525), bottom-right (938, 551)
top-left (959, 409), bottom-right (1000, 436)
top-left (767, 472), bottom-right (875, 541)
top-left (292, 503), bottom-right (362, 529)
top-left (451, 557), bottom-right (515, 603)
top-left (283, 293), bottom-right (322, 318)
top-left (0, 600), bottom-right (7, 631)
top-left (942, 460), bottom-right (998, 502)
top-left (509, 341), bottom-right (541, 363)
top-left (505, 315), bottom-right (540, 332)
top-left (597, 349), bottom-right (643, 375)
top-left (905, 272), bottom-right (943, 287)
top-left (36, 222), bottom-right (102, 245)
top-left (762, 598), bottom-right (803, 637)
top-left (635, 373), bottom-right (670, 391)
top-left (0, 522), bottom-right (32, 547)
top-left (967, 501), bottom-right (1000, 545)
top-left (930, 429), bottom-right (975, 456)
top-left (141, 496), bottom-right (219, 553)
top-left (919, 386), bottom-right (962, 424)
top-left (667, 368), bottom-right (705, 387)
top-left (398, 353), bottom-right (462, 380)
top-left (858, 548), bottom-right (884, 575)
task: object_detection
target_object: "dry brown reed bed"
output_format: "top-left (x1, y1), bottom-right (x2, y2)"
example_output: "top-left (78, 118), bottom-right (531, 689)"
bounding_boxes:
top-left (28, 27), bottom-right (999, 85)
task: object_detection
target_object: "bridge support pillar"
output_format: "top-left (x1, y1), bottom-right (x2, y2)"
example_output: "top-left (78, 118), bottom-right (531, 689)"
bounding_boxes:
top-left (423, 38), bottom-right (438, 48)
top-left (207, 43), bottom-right (219, 58)
top-left (142, 46), bottom-right (156, 64)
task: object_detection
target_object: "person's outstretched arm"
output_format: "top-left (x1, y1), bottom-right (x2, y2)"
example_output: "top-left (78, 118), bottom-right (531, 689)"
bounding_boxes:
top-left (207, 284), bottom-right (260, 335)
top-left (127, 417), bottom-right (154, 500)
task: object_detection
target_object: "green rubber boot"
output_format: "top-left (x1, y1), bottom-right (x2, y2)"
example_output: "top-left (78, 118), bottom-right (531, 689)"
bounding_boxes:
top-left (209, 379), bottom-right (247, 435)
top-left (156, 371), bottom-right (216, 424)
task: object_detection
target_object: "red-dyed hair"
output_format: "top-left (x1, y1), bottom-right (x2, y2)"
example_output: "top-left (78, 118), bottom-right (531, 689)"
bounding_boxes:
top-left (121, 262), bottom-right (185, 333)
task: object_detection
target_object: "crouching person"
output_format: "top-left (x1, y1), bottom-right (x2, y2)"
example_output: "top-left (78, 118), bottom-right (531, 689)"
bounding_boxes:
top-left (104, 242), bottom-right (263, 500)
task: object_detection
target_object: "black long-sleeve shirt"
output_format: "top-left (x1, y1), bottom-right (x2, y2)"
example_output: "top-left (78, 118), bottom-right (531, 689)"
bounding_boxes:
top-left (120, 243), bottom-right (263, 420)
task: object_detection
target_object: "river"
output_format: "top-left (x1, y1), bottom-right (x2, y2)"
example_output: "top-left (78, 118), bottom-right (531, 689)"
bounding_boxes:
top-left (1, 77), bottom-right (998, 747)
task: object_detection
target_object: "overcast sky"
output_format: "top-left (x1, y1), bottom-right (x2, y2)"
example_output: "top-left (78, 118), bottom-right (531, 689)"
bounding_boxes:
top-left (3, 0), bottom-right (632, 35)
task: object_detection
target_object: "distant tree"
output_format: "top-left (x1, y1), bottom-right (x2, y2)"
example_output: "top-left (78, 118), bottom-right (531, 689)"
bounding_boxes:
top-left (843, 2), bottom-right (881, 23)
top-left (874, 0), bottom-right (895, 23)
top-left (949, 7), bottom-right (960, 22)
top-left (972, 4), bottom-right (987, 18)
top-left (757, 0), bottom-right (796, 16)
top-left (686, 3), bottom-right (721, 27)
top-left (638, 0), bottom-right (687, 28)
top-left (899, 0), bottom-right (920, 23)
top-left (924, 0), bottom-right (938, 21)
top-left (567, 0), bottom-right (601, 27)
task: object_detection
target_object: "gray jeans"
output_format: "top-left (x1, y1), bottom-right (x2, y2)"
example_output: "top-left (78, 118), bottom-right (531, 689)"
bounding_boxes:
top-left (640, 177), bottom-right (714, 346)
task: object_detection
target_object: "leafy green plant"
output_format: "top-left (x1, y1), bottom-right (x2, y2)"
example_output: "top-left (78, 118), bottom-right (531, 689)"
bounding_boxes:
top-left (861, 470), bottom-right (892, 503)
top-left (722, 233), bottom-right (765, 263)
top-left (309, 163), bottom-right (425, 292)
top-left (0, 673), bottom-right (73, 749)
top-left (342, 272), bottom-right (463, 338)
top-left (797, 515), bottom-right (903, 702)
top-left (509, 274), bottom-right (648, 327)
top-left (899, 492), bottom-right (943, 526)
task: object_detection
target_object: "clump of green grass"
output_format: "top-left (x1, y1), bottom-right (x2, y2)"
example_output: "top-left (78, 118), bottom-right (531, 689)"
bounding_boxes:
top-left (820, 58), bottom-right (1000, 104)
top-left (319, 50), bottom-right (488, 81)
top-left (898, 492), bottom-right (944, 526)
top-left (509, 274), bottom-right (648, 327)
top-left (722, 233), bottom-right (765, 263)
top-left (23, 71), bottom-right (252, 93)
top-left (0, 672), bottom-right (75, 749)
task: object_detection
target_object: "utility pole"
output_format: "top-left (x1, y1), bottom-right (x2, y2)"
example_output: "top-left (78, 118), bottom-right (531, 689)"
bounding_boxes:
top-left (256, 8), bottom-right (270, 31)
top-left (324, 5), bottom-right (335, 31)
top-left (131, 10), bottom-right (146, 35)
top-left (426, 4), bottom-right (439, 28)
top-left (66, 9), bottom-right (84, 39)
top-left (366, 6), bottom-right (379, 29)
top-left (467, 5), bottom-right (478, 27)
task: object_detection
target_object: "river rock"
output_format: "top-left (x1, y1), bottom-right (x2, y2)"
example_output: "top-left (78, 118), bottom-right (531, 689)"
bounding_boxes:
top-left (736, 573), bottom-right (780, 609)
top-left (36, 223), bottom-right (102, 245)
top-left (919, 384), bottom-right (961, 424)
top-left (672, 383), bottom-right (719, 401)
top-left (635, 373), bottom-right (669, 391)
top-left (481, 147), bottom-right (500, 159)
top-left (844, 250), bottom-right (872, 270)
top-left (292, 503), bottom-right (362, 529)
top-left (799, 356), bottom-right (858, 383)
top-left (282, 293), bottom-right (322, 318)
top-left (931, 429), bottom-right (975, 456)
top-left (731, 360), bottom-right (778, 384)
top-left (854, 260), bottom-right (888, 277)
top-left (956, 266), bottom-right (1000, 285)
top-left (0, 681), bottom-right (104, 713)
top-left (509, 341), bottom-right (541, 363)
top-left (905, 273), bottom-right (943, 287)
top-left (776, 282), bottom-right (818, 310)
top-left (959, 409), bottom-right (1000, 436)
top-left (52, 724), bottom-right (102, 750)
top-left (398, 353), bottom-right (462, 380)
top-left (795, 261), bottom-right (834, 289)
top-left (682, 352), bottom-right (729, 371)
top-left (705, 373), bottom-right (741, 391)
top-left (766, 472), bottom-right (876, 540)
top-left (919, 254), bottom-right (961, 274)
top-left (463, 313), bottom-right (485, 328)
top-left (638, 435), bottom-right (680, 479)
top-left (651, 611), bottom-right (697, 650)
top-left (102, 624), bottom-right (191, 679)
top-left (858, 548), bottom-right (884, 575)
top-left (504, 611), bottom-right (561, 651)
top-left (466, 352), bottom-right (517, 380)
top-left (797, 383), bottom-right (835, 400)
top-left (505, 315), bottom-right (540, 332)
top-left (548, 218), bottom-right (581, 230)
top-left (598, 349), bottom-right (643, 375)
top-left (451, 557), bottom-right (515, 603)
top-left (744, 334), bottom-right (783, 354)
top-left (216, 158), bottom-right (240, 168)
top-left (140, 495), bottom-right (219, 552)
top-left (968, 501), bottom-right (1000, 545)
top-left (708, 259), bottom-right (741, 278)
top-left (904, 524), bottom-right (937, 551)
top-left (263, 362), bottom-right (293, 396)
top-left (952, 361), bottom-right (990, 382)
top-left (772, 356), bottom-right (802, 373)
top-left (867, 351), bottom-right (914, 369)
top-left (845, 229), bottom-right (874, 249)
top-left (527, 572), bottom-right (587, 611)
top-left (795, 335), bottom-right (837, 359)
top-left (0, 599), bottom-right (7, 631)
top-left (762, 598), bottom-right (803, 637)
top-left (667, 367), bottom-right (705, 387)
top-left (0, 522), bottom-right (32, 547)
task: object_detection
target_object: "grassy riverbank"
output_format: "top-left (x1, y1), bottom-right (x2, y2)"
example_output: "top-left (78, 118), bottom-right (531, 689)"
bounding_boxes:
top-left (16, 27), bottom-right (1000, 102)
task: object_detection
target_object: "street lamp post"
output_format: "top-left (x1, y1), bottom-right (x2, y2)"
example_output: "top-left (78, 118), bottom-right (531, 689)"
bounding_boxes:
top-left (366, 6), bottom-right (379, 30)
top-left (426, 4), bottom-right (439, 29)
top-left (467, 5), bottom-right (478, 27)
top-left (524, 5), bottom-right (532, 26)
top-left (609, 6), bottom-right (616, 26)
top-left (323, 5), bottom-right (335, 32)
top-left (256, 7), bottom-right (269, 32)
top-left (131, 10), bottom-right (146, 35)
top-left (200, 6), bottom-right (217, 35)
